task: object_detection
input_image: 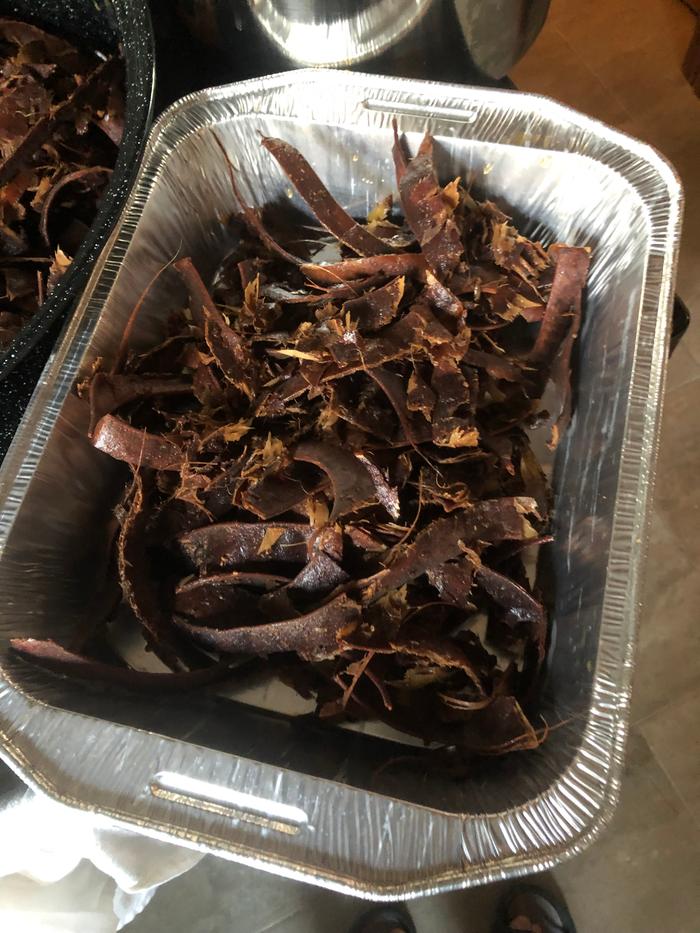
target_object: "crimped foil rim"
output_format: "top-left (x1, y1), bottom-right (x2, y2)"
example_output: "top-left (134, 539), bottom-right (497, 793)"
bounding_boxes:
top-left (0, 70), bottom-right (683, 898)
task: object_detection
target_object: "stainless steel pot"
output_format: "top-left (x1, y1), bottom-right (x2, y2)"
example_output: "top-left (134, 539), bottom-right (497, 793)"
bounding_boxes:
top-left (177, 0), bottom-right (549, 80)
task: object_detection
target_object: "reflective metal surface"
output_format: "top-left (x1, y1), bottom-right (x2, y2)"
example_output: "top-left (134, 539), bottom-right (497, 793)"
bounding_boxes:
top-left (178, 1), bottom-right (549, 79)
top-left (0, 70), bottom-right (683, 898)
top-left (455, 0), bottom-right (550, 78)
top-left (248, 0), bottom-right (434, 66)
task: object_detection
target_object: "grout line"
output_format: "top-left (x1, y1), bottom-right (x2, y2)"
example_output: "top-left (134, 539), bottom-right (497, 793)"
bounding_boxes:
top-left (514, 23), bottom-right (636, 127)
top-left (630, 669), bottom-right (700, 728)
top-left (552, 27), bottom-right (636, 125)
top-left (640, 737), bottom-right (700, 832)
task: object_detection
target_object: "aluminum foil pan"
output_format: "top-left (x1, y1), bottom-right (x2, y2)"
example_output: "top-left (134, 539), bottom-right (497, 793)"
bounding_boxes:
top-left (0, 70), bottom-right (683, 898)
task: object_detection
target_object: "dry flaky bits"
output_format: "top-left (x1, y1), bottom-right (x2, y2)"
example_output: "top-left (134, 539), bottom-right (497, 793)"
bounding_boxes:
top-left (12, 125), bottom-right (590, 755)
top-left (0, 19), bottom-right (124, 348)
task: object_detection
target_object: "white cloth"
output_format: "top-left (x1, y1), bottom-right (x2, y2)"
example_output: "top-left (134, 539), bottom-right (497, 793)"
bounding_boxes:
top-left (0, 784), bottom-right (204, 931)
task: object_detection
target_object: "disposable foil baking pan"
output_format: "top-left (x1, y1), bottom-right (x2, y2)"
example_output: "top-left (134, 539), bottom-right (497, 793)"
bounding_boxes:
top-left (0, 70), bottom-right (683, 899)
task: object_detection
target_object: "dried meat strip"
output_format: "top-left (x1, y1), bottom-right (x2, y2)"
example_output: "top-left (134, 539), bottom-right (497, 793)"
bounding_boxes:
top-left (261, 136), bottom-right (392, 256)
top-left (175, 592), bottom-right (361, 660)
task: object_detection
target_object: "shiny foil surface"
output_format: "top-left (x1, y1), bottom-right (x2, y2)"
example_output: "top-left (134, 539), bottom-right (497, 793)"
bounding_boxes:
top-left (0, 70), bottom-right (683, 898)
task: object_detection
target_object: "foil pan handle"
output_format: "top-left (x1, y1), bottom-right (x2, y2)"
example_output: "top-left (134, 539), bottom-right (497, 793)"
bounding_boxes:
top-left (150, 771), bottom-right (310, 837)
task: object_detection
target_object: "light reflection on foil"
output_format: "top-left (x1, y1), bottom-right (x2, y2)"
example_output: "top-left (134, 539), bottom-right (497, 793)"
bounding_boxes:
top-left (248, 0), bottom-right (433, 66)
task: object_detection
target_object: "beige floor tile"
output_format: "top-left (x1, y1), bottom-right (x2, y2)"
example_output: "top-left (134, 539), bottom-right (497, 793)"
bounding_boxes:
top-left (651, 379), bottom-right (700, 551)
top-left (616, 88), bottom-right (700, 162)
top-left (552, 1), bottom-right (694, 101)
top-left (552, 730), bottom-right (700, 933)
top-left (640, 682), bottom-right (700, 824)
top-left (548, 0), bottom-right (694, 63)
top-left (124, 856), bottom-right (362, 933)
top-left (666, 341), bottom-right (700, 391)
top-left (675, 214), bottom-right (700, 363)
top-left (511, 24), bottom-right (632, 126)
top-left (641, 503), bottom-right (693, 603)
top-left (631, 377), bottom-right (700, 720)
top-left (633, 546), bottom-right (700, 722)
top-left (405, 881), bottom-right (505, 933)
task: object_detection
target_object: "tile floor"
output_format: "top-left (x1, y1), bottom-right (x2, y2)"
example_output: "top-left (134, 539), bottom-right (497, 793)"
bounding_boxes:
top-left (2, 1), bottom-right (699, 931)
top-left (123, 3), bottom-right (700, 931)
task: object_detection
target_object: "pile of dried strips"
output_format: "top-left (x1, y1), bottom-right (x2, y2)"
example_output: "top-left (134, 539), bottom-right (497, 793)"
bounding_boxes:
top-left (0, 19), bottom-right (124, 349)
top-left (12, 128), bottom-right (590, 755)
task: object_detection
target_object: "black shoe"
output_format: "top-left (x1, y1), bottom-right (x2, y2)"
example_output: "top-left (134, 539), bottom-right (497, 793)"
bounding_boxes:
top-left (492, 884), bottom-right (576, 933)
top-left (348, 904), bottom-right (416, 933)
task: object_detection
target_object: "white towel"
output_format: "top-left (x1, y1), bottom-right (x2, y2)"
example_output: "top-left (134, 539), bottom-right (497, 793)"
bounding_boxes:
top-left (0, 778), bottom-right (203, 932)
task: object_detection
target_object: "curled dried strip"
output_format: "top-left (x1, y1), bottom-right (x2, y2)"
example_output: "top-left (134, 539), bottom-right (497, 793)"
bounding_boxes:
top-left (294, 441), bottom-right (378, 521)
top-left (9, 639), bottom-right (235, 692)
top-left (464, 349), bottom-right (522, 382)
top-left (258, 551), bottom-right (348, 620)
top-left (261, 136), bottom-right (392, 256)
top-left (361, 497), bottom-right (537, 603)
top-left (397, 134), bottom-right (463, 279)
top-left (529, 246), bottom-right (591, 367)
top-left (368, 366), bottom-right (432, 447)
top-left (342, 276), bottom-right (405, 331)
top-left (117, 475), bottom-right (202, 671)
top-left (87, 372), bottom-right (191, 433)
top-left (450, 696), bottom-right (540, 754)
top-left (174, 571), bottom-right (288, 620)
top-left (177, 570), bottom-right (287, 594)
top-left (422, 272), bottom-right (464, 319)
top-left (264, 275), bottom-right (385, 305)
top-left (301, 253), bottom-right (426, 286)
top-left (406, 367), bottom-right (436, 421)
top-left (476, 559), bottom-right (547, 671)
top-left (175, 592), bottom-right (361, 660)
top-left (241, 471), bottom-right (327, 520)
top-left (439, 692), bottom-right (493, 712)
top-left (175, 257), bottom-right (261, 396)
top-left (430, 359), bottom-right (478, 448)
top-left (178, 522), bottom-right (313, 572)
top-left (390, 636), bottom-right (486, 697)
top-left (476, 564), bottom-right (544, 625)
top-left (326, 383), bottom-right (395, 439)
top-left (39, 166), bottom-right (112, 247)
top-left (285, 550), bottom-right (349, 598)
top-left (320, 307), bottom-right (442, 382)
top-left (212, 133), bottom-right (302, 267)
top-left (203, 306), bottom-right (258, 397)
top-left (354, 452), bottom-right (401, 521)
top-left (93, 415), bottom-right (185, 471)
top-left (345, 525), bottom-right (386, 552)
top-left (427, 557), bottom-right (475, 609)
